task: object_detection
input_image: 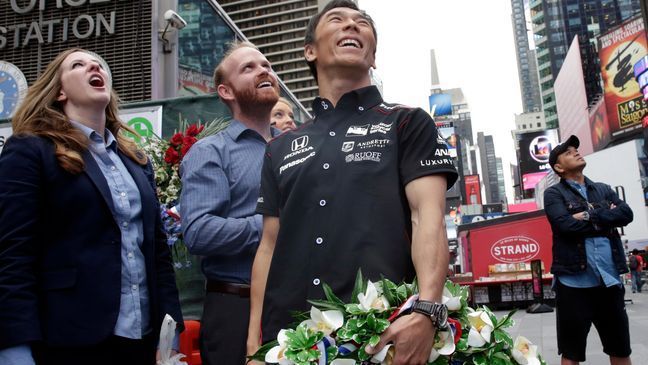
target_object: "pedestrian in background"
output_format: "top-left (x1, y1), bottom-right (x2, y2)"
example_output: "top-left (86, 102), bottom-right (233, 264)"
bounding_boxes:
top-left (0, 48), bottom-right (183, 365)
top-left (629, 249), bottom-right (644, 293)
top-left (270, 97), bottom-right (297, 132)
top-left (544, 135), bottom-right (633, 365)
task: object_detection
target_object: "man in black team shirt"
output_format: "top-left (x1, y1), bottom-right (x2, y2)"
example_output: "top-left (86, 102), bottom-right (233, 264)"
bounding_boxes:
top-left (247, 1), bottom-right (458, 364)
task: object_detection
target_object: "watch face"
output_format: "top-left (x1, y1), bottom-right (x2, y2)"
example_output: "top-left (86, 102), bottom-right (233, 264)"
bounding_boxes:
top-left (0, 61), bottom-right (28, 119)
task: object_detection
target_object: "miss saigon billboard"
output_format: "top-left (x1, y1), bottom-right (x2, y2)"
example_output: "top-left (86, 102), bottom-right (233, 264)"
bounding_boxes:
top-left (598, 15), bottom-right (648, 142)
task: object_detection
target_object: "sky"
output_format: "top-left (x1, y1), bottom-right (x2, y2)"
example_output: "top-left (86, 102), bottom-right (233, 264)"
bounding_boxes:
top-left (359, 0), bottom-right (524, 201)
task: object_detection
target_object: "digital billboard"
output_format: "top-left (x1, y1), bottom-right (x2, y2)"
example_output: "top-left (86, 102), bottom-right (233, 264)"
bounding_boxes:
top-left (429, 93), bottom-right (452, 117)
top-left (589, 97), bottom-right (612, 152)
top-left (598, 16), bottom-right (648, 142)
top-left (464, 174), bottom-right (482, 205)
top-left (435, 120), bottom-right (457, 158)
top-left (517, 130), bottom-right (559, 190)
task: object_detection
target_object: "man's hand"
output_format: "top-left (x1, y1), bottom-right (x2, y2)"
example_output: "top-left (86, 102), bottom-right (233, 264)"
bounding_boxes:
top-left (246, 339), bottom-right (263, 365)
top-left (572, 211), bottom-right (587, 220)
top-left (365, 313), bottom-right (435, 365)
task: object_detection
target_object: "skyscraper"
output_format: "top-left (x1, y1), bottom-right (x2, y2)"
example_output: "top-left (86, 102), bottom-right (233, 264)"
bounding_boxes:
top-left (477, 132), bottom-right (503, 203)
top-left (530, 0), bottom-right (642, 128)
top-left (511, 0), bottom-right (542, 113)
top-left (216, 0), bottom-right (329, 109)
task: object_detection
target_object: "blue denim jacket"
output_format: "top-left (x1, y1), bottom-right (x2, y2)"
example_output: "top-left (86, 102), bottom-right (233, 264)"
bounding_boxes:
top-left (544, 177), bottom-right (633, 275)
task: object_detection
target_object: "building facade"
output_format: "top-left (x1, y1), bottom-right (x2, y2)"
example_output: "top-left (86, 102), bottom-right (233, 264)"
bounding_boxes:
top-left (530, 0), bottom-right (642, 129)
top-left (477, 132), bottom-right (503, 204)
top-left (511, 0), bottom-right (543, 113)
top-left (216, 0), bottom-right (331, 110)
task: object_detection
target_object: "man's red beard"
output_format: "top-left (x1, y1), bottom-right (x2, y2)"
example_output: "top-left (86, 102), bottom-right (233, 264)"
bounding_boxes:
top-left (232, 76), bottom-right (280, 114)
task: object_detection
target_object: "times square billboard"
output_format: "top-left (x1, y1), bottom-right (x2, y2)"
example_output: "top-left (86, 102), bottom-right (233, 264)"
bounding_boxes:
top-left (598, 15), bottom-right (648, 143)
top-left (517, 130), bottom-right (559, 190)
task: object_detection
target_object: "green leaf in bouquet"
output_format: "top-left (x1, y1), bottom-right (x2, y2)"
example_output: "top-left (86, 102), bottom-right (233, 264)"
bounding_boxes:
top-left (322, 282), bottom-right (346, 307)
top-left (350, 269), bottom-right (365, 304)
top-left (457, 337), bottom-right (469, 351)
top-left (430, 356), bottom-right (450, 365)
top-left (491, 351), bottom-right (515, 365)
top-left (345, 303), bottom-right (364, 315)
top-left (369, 334), bottom-right (381, 347)
top-left (326, 346), bottom-right (338, 362)
top-left (495, 309), bottom-right (517, 330)
top-left (381, 277), bottom-right (396, 305)
top-left (247, 339), bottom-right (278, 362)
top-left (493, 329), bottom-right (513, 348)
top-left (472, 352), bottom-right (488, 365)
top-left (308, 298), bottom-right (346, 313)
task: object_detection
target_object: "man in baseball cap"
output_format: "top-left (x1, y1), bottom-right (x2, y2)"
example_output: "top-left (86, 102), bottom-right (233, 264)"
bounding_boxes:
top-left (548, 134), bottom-right (581, 174)
top-left (544, 134), bottom-right (634, 364)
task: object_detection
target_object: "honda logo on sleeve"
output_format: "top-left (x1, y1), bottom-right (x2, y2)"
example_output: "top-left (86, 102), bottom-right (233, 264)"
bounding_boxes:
top-left (291, 136), bottom-right (309, 151)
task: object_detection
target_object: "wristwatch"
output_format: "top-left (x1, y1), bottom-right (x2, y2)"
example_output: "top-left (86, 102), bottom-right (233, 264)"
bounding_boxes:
top-left (582, 211), bottom-right (590, 221)
top-left (411, 300), bottom-right (448, 329)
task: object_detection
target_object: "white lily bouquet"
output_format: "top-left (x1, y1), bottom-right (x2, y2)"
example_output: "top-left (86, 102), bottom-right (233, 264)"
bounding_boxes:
top-left (249, 271), bottom-right (546, 365)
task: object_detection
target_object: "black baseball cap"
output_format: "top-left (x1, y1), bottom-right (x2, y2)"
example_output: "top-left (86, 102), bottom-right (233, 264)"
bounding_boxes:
top-left (549, 135), bottom-right (580, 172)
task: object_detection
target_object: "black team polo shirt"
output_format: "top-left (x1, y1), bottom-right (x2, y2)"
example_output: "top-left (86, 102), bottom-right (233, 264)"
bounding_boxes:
top-left (256, 85), bottom-right (458, 343)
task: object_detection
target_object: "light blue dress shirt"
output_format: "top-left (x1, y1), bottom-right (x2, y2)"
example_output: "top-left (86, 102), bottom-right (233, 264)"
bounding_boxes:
top-left (557, 180), bottom-right (622, 288)
top-left (0, 122), bottom-right (151, 365)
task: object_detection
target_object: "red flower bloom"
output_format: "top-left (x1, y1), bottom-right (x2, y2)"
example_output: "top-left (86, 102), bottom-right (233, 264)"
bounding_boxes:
top-left (164, 147), bottom-right (180, 164)
top-left (180, 136), bottom-right (198, 157)
top-left (185, 124), bottom-right (204, 137)
top-left (169, 133), bottom-right (184, 147)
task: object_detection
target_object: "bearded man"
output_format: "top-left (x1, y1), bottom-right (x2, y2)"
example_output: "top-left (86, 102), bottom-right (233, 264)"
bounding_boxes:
top-left (180, 41), bottom-right (281, 365)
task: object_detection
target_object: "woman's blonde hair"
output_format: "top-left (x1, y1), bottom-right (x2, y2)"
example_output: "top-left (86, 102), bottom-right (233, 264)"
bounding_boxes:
top-left (11, 48), bottom-right (147, 174)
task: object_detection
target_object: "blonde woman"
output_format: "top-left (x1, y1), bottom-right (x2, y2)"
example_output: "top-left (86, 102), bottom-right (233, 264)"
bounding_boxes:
top-left (270, 97), bottom-right (297, 132)
top-left (0, 48), bottom-right (183, 365)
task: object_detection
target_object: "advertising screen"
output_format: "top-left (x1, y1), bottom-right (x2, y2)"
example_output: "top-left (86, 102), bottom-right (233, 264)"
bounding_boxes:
top-left (464, 174), bottom-right (482, 205)
top-left (589, 97), bottom-right (612, 152)
top-left (517, 130), bottom-right (559, 190)
top-left (598, 16), bottom-right (648, 142)
top-left (435, 120), bottom-right (457, 158)
top-left (429, 93), bottom-right (452, 117)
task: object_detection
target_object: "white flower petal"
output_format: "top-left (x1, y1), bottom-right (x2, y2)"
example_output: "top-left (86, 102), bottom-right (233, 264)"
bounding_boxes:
top-left (300, 319), bottom-right (317, 332)
top-left (438, 338), bottom-right (455, 355)
top-left (370, 344), bottom-right (392, 363)
top-left (322, 310), bottom-right (344, 330)
top-left (428, 348), bottom-right (440, 362)
top-left (443, 296), bottom-right (462, 311)
top-left (479, 311), bottom-right (494, 328)
top-left (265, 345), bottom-right (282, 362)
top-left (480, 325), bottom-right (492, 343)
top-left (512, 349), bottom-right (528, 365)
top-left (277, 329), bottom-right (289, 346)
top-left (467, 327), bottom-right (486, 348)
top-left (311, 306), bottom-right (324, 322)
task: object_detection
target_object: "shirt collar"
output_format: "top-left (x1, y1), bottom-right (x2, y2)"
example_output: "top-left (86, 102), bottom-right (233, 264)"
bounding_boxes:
top-left (225, 119), bottom-right (280, 142)
top-left (70, 120), bottom-right (117, 151)
top-left (310, 85), bottom-right (383, 118)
